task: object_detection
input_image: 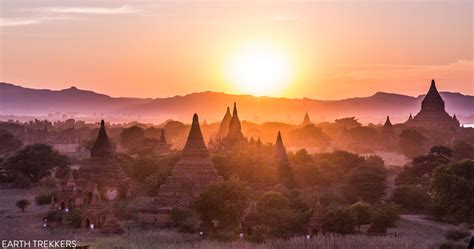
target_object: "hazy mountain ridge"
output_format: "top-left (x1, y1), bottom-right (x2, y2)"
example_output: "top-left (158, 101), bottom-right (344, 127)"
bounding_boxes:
top-left (1, 82), bottom-right (472, 124)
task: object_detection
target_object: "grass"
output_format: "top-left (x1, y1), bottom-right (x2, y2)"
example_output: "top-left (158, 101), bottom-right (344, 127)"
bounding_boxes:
top-left (87, 220), bottom-right (444, 249)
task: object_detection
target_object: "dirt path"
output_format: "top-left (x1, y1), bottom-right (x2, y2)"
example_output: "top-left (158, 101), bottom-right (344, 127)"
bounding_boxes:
top-left (401, 214), bottom-right (474, 235)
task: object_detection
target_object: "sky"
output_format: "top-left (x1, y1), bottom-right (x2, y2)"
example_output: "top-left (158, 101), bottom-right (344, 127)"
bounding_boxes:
top-left (0, 0), bottom-right (472, 100)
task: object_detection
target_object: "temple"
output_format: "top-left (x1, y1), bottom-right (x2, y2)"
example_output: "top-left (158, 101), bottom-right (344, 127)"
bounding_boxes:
top-left (273, 131), bottom-right (294, 188)
top-left (156, 129), bottom-right (172, 155)
top-left (156, 113), bottom-right (223, 207)
top-left (301, 112), bottom-right (312, 126)
top-left (78, 120), bottom-right (131, 200)
top-left (216, 107), bottom-right (232, 139)
top-left (405, 80), bottom-right (460, 129)
top-left (215, 103), bottom-right (247, 151)
top-left (307, 196), bottom-right (324, 236)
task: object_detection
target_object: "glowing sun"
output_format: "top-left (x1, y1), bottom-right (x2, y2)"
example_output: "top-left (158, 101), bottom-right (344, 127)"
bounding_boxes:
top-left (226, 43), bottom-right (293, 96)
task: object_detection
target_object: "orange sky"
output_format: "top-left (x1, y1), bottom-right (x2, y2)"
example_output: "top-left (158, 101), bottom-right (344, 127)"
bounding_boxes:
top-left (1, 1), bottom-right (472, 99)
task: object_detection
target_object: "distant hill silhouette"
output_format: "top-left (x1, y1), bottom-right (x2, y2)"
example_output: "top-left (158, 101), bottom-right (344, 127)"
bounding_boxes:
top-left (1, 82), bottom-right (472, 124)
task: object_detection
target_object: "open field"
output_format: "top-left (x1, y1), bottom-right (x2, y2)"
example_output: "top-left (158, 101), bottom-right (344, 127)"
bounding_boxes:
top-left (88, 219), bottom-right (445, 249)
top-left (0, 187), bottom-right (448, 249)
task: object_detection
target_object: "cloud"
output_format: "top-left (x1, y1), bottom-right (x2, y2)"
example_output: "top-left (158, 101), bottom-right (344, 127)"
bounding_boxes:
top-left (0, 18), bottom-right (41, 26)
top-left (39, 5), bottom-right (141, 15)
top-left (0, 16), bottom-right (79, 27)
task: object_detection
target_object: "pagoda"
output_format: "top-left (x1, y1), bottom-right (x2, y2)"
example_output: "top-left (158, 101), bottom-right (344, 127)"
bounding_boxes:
top-left (406, 80), bottom-right (460, 129)
top-left (307, 196), bottom-right (324, 236)
top-left (273, 131), bottom-right (294, 188)
top-left (216, 107), bottom-right (232, 139)
top-left (81, 184), bottom-right (108, 229)
top-left (216, 103), bottom-right (247, 151)
top-left (301, 112), bottom-right (312, 126)
top-left (157, 114), bottom-right (223, 207)
top-left (381, 116), bottom-right (396, 148)
top-left (78, 120), bottom-right (131, 200)
top-left (156, 129), bottom-right (172, 155)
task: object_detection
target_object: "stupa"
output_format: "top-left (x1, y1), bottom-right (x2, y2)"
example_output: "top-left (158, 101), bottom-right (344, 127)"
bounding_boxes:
top-left (156, 129), bottom-right (172, 155)
top-left (406, 80), bottom-right (460, 129)
top-left (217, 107), bottom-right (232, 139)
top-left (307, 196), bottom-right (324, 236)
top-left (301, 112), bottom-right (312, 126)
top-left (157, 114), bottom-right (223, 207)
top-left (273, 131), bottom-right (294, 188)
top-left (78, 120), bottom-right (131, 200)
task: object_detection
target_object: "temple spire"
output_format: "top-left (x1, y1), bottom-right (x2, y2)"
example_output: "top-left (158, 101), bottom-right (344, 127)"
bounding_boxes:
top-left (181, 113), bottom-right (209, 160)
top-left (274, 131), bottom-right (289, 163)
top-left (302, 112), bottom-right (311, 126)
top-left (217, 107), bottom-right (232, 138)
top-left (421, 79), bottom-right (445, 111)
top-left (227, 102), bottom-right (243, 140)
top-left (159, 129), bottom-right (167, 145)
top-left (383, 116), bottom-right (393, 129)
top-left (90, 120), bottom-right (115, 158)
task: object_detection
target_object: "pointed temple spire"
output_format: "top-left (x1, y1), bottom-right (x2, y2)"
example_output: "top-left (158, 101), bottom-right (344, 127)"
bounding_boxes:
top-left (90, 120), bottom-right (115, 158)
top-left (64, 170), bottom-right (77, 191)
top-left (156, 113), bottom-right (223, 206)
top-left (302, 112), bottom-right (311, 126)
top-left (217, 107), bottom-right (232, 138)
top-left (179, 113), bottom-right (210, 161)
top-left (408, 113), bottom-right (413, 120)
top-left (421, 79), bottom-right (445, 111)
top-left (383, 116), bottom-right (393, 129)
top-left (274, 131), bottom-right (289, 163)
top-left (89, 184), bottom-right (102, 207)
top-left (227, 102), bottom-right (243, 140)
top-left (308, 195), bottom-right (324, 235)
top-left (159, 129), bottom-right (167, 145)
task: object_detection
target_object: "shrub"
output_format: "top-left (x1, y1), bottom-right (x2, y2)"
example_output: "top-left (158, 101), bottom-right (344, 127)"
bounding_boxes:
top-left (64, 209), bottom-right (82, 228)
top-left (45, 210), bottom-right (62, 222)
top-left (349, 201), bottom-right (373, 230)
top-left (13, 174), bottom-right (32, 189)
top-left (322, 207), bottom-right (357, 234)
top-left (439, 240), bottom-right (468, 249)
top-left (391, 185), bottom-right (429, 210)
top-left (171, 207), bottom-right (199, 233)
top-left (35, 192), bottom-right (56, 205)
top-left (445, 226), bottom-right (470, 241)
top-left (16, 199), bottom-right (30, 212)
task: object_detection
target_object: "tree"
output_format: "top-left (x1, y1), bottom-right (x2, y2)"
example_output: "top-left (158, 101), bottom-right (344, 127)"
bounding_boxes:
top-left (322, 207), bottom-right (357, 234)
top-left (0, 130), bottom-right (23, 155)
top-left (16, 199), bottom-right (30, 212)
top-left (452, 142), bottom-right (474, 161)
top-left (391, 185), bottom-right (429, 210)
top-left (131, 154), bottom-right (159, 182)
top-left (349, 202), bottom-right (373, 231)
top-left (193, 181), bottom-right (250, 231)
top-left (120, 126), bottom-right (153, 154)
top-left (256, 191), bottom-right (309, 238)
top-left (399, 129), bottom-right (426, 158)
top-left (345, 165), bottom-right (387, 203)
top-left (431, 160), bottom-right (474, 222)
top-left (368, 202), bottom-right (400, 234)
top-left (396, 153), bottom-right (450, 187)
top-left (3, 144), bottom-right (69, 183)
top-left (430, 146), bottom-right (453, 158)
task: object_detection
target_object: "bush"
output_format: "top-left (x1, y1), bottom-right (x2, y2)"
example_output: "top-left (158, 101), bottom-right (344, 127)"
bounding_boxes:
top-left (16, 199), bottom-right (30, 212)
top-left (64, 209), bottom-right (82, 228)
top-left (349, 201), bottom-right (373, 229)
top-left (39, 176), bottom-right (57, 188)
top-left (45, 210), bottom-right (62, 222)
top-left (391, 185), bottom-right (429, 210)
top-left (35, 192), bottom-right (56, 205)
top-left (322, 207), bottom-right (357, 234)
top-left (13, 174), bottom-right (31, 189)
top-left (439, 240), bottom-right (468, 249)
top-left (171, 207), bottom-right (199, 233)
top-left (445, 226), bottom-right (471, 241)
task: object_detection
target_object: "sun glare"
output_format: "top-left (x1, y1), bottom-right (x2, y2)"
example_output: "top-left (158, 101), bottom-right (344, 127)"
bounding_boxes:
top-left (227, 43), bottom-right (293, 96)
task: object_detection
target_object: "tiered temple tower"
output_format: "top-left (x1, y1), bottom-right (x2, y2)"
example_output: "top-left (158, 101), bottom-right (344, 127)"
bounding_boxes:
top-left (157, 114), bottom-right (223, 207)
top-left (301, 112), bottom-right (312, 126)
top-left (215, 103), bottom-right (247, 151)
top-left (78, 120), bottom-right (131, 200)
top-left (273, 131), bottom-right (294, 188)
top-left (217, 107), bottom-right (232, 139)
top-left (307, 196), bottom-right (324, 236)
top-left (406, 80), bottom-right (460, 129)
top-left (156, 129), bottom-right (172, 155)
top-left (226, 102), bottom-right (245, 141)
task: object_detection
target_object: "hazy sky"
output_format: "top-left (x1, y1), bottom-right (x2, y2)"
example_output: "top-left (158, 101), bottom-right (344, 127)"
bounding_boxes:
top-left (1, 0), bottom-right (472, 99)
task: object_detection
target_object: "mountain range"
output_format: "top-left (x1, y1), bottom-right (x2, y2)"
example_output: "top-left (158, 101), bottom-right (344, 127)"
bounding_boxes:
top-left (1, 82), bottom-right (472, 125)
